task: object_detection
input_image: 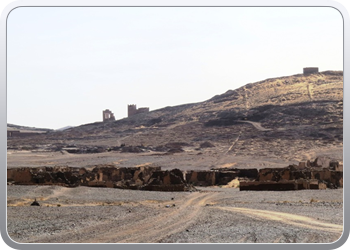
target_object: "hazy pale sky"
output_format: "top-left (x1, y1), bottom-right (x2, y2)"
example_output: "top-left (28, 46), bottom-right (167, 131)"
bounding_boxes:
top-left (7, 7), bottom-right (343, 129)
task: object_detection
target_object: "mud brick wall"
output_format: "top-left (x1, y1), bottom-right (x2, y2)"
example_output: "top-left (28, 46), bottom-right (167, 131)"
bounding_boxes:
top-left (216, 171), bottom-right (239, 185)
top-left (257, 167), bottom-right (293, 182)
top-left (128, 104), bottom-right (150, 117)
top-left (7, 159), bottom-right (343, 191)
top-left (303, 67), bottom-right (319, 75)
top-left (313, 169), bottom-right (343, 188)
top-left (297, 179), bottom-right (327, 190)
top-left (7, 168), bottom-right (32, 183)
top-left (185, 170), bottom-right (241, 186)
top-left (185, 171), bottom-right (217, 186)
top-left (147, 169), bottom-right (185, 186)
top-left (235, 169), bottom-right (258, 179)
top-left (103, 109), bottom-right (115, 122)
top-left (7, 167), bottom-right (82, 186)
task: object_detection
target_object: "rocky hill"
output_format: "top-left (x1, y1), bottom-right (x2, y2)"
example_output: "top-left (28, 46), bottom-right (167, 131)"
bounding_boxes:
top-left (7, 123), bottom-right (53, 132)
top-left (7, 70), bottom-right (343, 168)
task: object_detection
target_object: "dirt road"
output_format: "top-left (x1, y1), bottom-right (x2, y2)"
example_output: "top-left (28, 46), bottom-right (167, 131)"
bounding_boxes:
top-left (7, 186), bottom-right (343, 243)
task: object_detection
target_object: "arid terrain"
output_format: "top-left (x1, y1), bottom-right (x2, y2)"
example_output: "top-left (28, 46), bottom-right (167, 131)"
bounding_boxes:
top-left (7, 185), bottom-right (343, 243)
top-left (7, 70), bottom-right (343, 243)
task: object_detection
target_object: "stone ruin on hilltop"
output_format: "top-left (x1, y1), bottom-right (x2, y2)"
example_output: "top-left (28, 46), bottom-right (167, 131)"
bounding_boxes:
top-left (303, 67), bottom-right (319, 75)
top-left (102, 67), bottom-right (320, 123)
top-left (127, 104), bottom-right (149, 117)
top-left (102, 104), bottom-right (150, 122)
top-left (102, 109), bottom-right (115, 122)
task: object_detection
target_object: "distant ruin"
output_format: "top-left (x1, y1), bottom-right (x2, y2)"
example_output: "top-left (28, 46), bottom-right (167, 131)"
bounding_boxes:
top-left (303, 67), bottom-right (319, 75)
top-left (7, 130), bottom-right (22, 137)
top-left (128, 104), bottom-right (149, 117)
top-left (102, 109), bottom-right (115, 122)
top-left (7, 130), bottom-right (46, 138)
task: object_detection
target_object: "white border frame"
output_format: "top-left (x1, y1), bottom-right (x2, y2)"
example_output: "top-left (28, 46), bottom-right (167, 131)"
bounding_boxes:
top-left (1, 1), bottom-right (348, 249)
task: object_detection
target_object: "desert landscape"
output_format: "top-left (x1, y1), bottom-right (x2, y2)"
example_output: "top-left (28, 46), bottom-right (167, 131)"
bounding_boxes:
top-left (7, 69), bottom-right (343, 243)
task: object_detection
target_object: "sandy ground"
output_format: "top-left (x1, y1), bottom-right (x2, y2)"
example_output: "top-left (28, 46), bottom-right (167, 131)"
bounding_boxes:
top-left (7, 185), bottom-right (343, 243)
top-left (8, 147), bottom-right (340, 171)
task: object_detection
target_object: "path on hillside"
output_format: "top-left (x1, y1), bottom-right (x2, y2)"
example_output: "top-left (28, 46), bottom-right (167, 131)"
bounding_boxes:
top-left (215, 206), bottom-right (342, 233)
top-left (307, 83), bottom-right (314, 101)
top-left (238, 120), bottom-right (272, 131)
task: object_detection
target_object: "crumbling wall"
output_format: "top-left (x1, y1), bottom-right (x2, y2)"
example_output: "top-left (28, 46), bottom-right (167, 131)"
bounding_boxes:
top-left (185, 170), bottom-right (240, 186)
top-left (128, 104), bottom-right (150, 117)
top-left (217, 171), bottom-right (239, 185)
top-left (7, 159), bottom-right (343, 192)
top-left (7, 166), bottom-right (82, 187)
top-left (7, 168), bottom-right (32, 183)
top-left (141, 169), bottom-right (191, 191)
top-left (240, 160), bottom-right (343, 191)
top-left (303, 67), bottom-right (319, 75)
top-left (7, 165), bottom-right (188, 191)
top-left (186, 171), bottom-right (217, 186)
top-left (103, 109), bottom-right (115, 122)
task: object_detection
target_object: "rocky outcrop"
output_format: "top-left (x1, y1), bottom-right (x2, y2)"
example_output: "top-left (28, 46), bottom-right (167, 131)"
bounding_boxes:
top-left (30, 199), bottom-right (40, 206)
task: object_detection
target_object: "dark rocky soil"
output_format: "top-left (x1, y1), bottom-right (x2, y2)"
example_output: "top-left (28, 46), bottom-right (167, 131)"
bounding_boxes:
top-left (7, 186), bottom-right (343, 243)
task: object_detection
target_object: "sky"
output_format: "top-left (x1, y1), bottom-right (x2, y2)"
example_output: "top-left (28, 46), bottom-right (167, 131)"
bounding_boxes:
top-left (6, 6), bottom-right (343, 130)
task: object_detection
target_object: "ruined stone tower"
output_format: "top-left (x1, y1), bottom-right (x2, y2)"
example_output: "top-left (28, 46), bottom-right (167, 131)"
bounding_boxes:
top-left (128, 104), bottom-right (149, 117)
top-left (303, 67), bottom-right (319, 75)
top-left (103, 109), bottom-right (115, 122)
top-left (128, 104), bottom-right (137, 117)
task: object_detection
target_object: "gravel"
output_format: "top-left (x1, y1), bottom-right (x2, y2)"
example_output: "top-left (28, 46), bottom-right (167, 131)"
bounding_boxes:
top-left (6, 185), bottom-right (343, 243)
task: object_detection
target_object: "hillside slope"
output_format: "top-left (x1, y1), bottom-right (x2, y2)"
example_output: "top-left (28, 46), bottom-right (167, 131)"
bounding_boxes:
top-left (7, 71), bottom-right (343, 169)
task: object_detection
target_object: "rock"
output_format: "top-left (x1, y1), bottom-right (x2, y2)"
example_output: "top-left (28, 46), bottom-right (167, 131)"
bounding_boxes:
top-left (30, 199), bottom-right (40, 206)
top-left (200, 141), bottom-right (215, 148)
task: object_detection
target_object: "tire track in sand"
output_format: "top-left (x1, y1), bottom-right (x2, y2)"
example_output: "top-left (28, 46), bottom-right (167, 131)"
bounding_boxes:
top-left (215, 206), bottom-right (342, 233)
top-left (85, 192), bottom-right (217, 243)
top-left (7, 186), bottom-right (70, 206)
